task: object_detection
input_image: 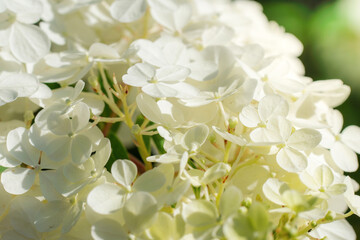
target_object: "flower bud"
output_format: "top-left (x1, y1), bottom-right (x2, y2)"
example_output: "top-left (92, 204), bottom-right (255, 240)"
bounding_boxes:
top-left (325, 210), bottom-right (336, 221)
top-left (131, 124), bottom-right (141, 135)
top-left (88, 75), bottom-right (99, 88)
top-left (242, 197), bottom-right (252, 208)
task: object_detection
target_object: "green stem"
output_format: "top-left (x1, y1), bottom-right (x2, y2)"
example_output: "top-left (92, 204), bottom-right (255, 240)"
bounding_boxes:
top-left (98, 62), bottom-right (114, 103)
top-left (121, 92), bottom-right (152, 170)
top-left (296, 211), bottom-right (354, 237)
top-left (223, 141), bottom-right (232, 163)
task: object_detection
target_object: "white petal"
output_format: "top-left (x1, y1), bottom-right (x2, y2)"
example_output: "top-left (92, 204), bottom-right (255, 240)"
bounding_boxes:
top-left (70, 102), bottom-right (90, 133)
top-left (310, 219), bottom-right (356, 240)
top-left (341, 125), bottom-right (360, 153)
top-left (61, 200), bottom-right (82, 234)
top-left (0, 143), bottom-right (21, 167)
top-left (219, 186), bottom-right (243, 218)
top-left (47, 110), bottom-right (72, 136)
top-left (300, 171), bottom-right (319, 190)
top-left (122, 191), bottom-right (158, 234)
top-left (182, 200), bottom-right (217, 228)
top-left (133, 168), bottom-right (166, 192)
top-left (142, 82), bottom-right (178, 98)
top-left (91, 219), bottom-right (127, 240)
top-left (203, 45), bottom-right (235, 73)
top-left (29, 125), bottom-right (70, 162)
top-left (40, 169), bottom-right (87, 197)
top-left (33, 200), bottom-right (68, 232)
top-left (313, 165), bottom-right (334, 188)
top-left (148, 212), bottom-right (177, 240)
top-left (1, 230), bottom-right (30, 240)
top-left (330, 141), bottom-right (358, 172)
top-left (7, 127), bottom-right (40, 166)
top-left (169, 82), bottom-right (199, 99)
top-left (71, 134), bottom-right (92, 164)
top-left (132, 39), bottom-right (167, 67)
top-left (148, 0), bottom-right (191, 31)
top-left (239, 105), bottom-right (260, 128)
top-left (111, 160), bottom-right (137, 189)
top-left (0, 73), bottom-right (39, 97)
top-left (110, 0), bottom-right (147, 23)
top-left (267, 116), bottom-right (292, 141)
top-left (250, 127), bottom-right (282, 143)
top-left (287, 128), bottom-right (321, 151)
top-left (10, 22), bottom-right (50, 63)
top-left (0, 0), bottom-right (6, 12)
top-left (136, 93), bottom-right (166, 124)
top-left (179, 151), bottom-right (188, 176)
top-left (39, 172), bottom-right (64, 201)
top-left (276, 147), bottom-right (307, 172)
top-left (92, 138), bottom-right (111, 170)
top-left (9, 196), bottom-right (41, 239)
top-left (29, 83), bottom-right (52, 99)
top-left (1, 167), bottom-right (35, 194)
top-left (201, 162), bottom-right (230, 185)
top-left (326, 184), bottom-right (347, 196)
top-left (202, 25), bottom-right (234, 47)
top-left (4, 0), bottom-right (42, 24)
top-left (63, 160), bottom-right (93, 183)
top-left (181, 125), bottom-right (209, 151)
top-left (89, 43), bottom-right (120, 59)
top-left (0, 89), bottom-right (17, 106)
top-left (72, 80), bottom-right (85, 100)
top-left (212, 126), bottom-right (247, 146)
top-left (156, 65), bottom-right (190, 82)
top-left (262, 178), bottom-right (288, 205)
top-left (258, 95), bottom-right (289, 122)
top-left (344, 177), bottom-right (360, 216)
top-left (87, 183), bottom-right (125, 215)
top-left (123, 63), bottom-right (155, 87)
top-left (307, 79), bottom-right (350, 108)
top-left (80, 92), bottom-right (105, 116)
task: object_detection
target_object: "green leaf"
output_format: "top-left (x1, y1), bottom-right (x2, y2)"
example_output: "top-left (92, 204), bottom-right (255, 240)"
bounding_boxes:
top-left (0, 166), bottom-right (6, 173)
top-left (110, 121), bottom-right (122, 134)
top-left (106, 132), bottom-right (129, 171)
top-left (152, 133), bottom-right (166, 154)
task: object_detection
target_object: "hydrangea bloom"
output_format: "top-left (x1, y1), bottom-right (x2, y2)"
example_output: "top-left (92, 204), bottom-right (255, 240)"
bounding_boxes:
top-left (0, 0), bottom-right (359, 239)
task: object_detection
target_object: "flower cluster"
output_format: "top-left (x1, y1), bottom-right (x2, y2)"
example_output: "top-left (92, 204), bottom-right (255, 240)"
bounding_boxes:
top-left (0, 0), bottom-right (360, 239)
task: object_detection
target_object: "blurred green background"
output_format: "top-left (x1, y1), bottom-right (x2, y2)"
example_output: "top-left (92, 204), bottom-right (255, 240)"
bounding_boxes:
top-left (254, 0), bottom-right (360, 236)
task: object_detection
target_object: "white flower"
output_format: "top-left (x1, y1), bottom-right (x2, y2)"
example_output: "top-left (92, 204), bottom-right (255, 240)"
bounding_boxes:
top-left (0, 72), bottom-right (40, 106)
top-left (0, 0), bottom-right (50, 63)
top-left (123, 63), bottom-right (196, 98)
top-left (320, 109), bottom-right (360, 172)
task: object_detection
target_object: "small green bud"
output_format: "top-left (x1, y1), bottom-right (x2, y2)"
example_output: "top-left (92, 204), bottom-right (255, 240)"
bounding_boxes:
top-left (65, 98), bottom-right (72, 105)
top-left (325, 210), bottom-right (336, 221)
top-left (242, 197), bottom-right (252, 208)
top-left (239, 206), bottom-right (248, 214)
top-left (131, 124), bottom-right (141, 134)
top-left (209, 133), bottom-right (217, 144)
top-left (310, 220), bottom-right (317, 228)
top-left (88, 75), bottom-right (98, 88)
top-left (228, 117), bottom-right (238, 131)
